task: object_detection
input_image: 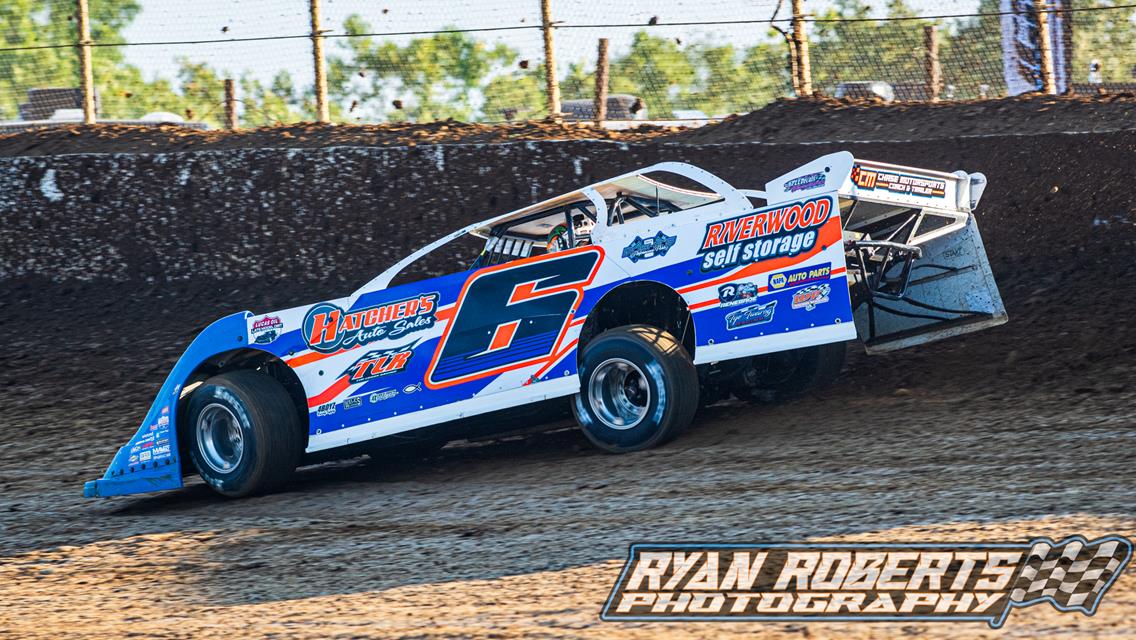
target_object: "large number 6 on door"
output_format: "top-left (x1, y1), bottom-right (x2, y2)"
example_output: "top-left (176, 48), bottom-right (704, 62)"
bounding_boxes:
top-left (426, 247), bottom-right (603, 389)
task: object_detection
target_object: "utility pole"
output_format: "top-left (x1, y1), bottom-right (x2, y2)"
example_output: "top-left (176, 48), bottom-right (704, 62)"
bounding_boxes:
top-left (541, 0), bottom-right (561, 117)
top-left (310, 0), bottom-right (331, 122)
top-left (924, 25), bottom-right (942, 101)
top-left (791, 0), bottom-right (812, 96)
top-left (594, 38), bottom-right (609, 124)
top-left (1034, 0), bottom-right (1057, 94)
top-left (76, 0), bottom-right (96, 124)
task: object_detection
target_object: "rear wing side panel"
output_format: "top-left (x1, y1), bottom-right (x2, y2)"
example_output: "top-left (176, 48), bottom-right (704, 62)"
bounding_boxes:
top-left (766, 153), bottom-right (986, 213)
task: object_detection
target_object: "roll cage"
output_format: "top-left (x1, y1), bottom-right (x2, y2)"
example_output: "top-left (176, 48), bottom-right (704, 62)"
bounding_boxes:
top-left (359, 162), bottom-right (738, 293)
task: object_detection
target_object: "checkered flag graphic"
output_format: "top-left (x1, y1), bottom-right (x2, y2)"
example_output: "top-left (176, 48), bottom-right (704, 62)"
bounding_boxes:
top-left (1010, 537), bottom-right (1132, 612)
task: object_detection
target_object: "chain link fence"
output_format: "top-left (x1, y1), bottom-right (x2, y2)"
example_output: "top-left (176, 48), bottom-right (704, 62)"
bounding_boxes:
top-left (2, 1), bottom-right (1135, 129)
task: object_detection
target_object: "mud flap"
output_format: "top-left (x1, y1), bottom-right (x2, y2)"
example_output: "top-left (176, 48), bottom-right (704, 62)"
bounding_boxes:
top-left (854, 216), bottom-right (1007, 354)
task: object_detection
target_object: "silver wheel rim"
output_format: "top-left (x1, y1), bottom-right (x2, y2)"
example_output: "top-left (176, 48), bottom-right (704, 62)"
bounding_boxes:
top-left (587, 358), bottom-right (651, 430)
top-left (196, 403), bottom-right (245, 474)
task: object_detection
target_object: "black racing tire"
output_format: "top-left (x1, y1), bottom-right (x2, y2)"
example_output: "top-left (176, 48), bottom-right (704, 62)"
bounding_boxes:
top-left (733, 341), bottom-right (847, 404)
top-left (186, 370), bottom-right (302, 497)
top-left (572, 325), bottom-right (699, 453)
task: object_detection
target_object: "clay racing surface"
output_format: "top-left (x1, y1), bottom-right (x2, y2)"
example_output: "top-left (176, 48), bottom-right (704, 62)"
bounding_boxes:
top-left (2, 100), bottom-right (1135, 638)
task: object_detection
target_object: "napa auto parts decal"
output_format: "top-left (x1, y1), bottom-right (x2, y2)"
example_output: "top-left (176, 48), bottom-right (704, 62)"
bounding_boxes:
top-left (698, 196), bottom-right (832, 273)
top-left (768, 263), bottom-right (832, 291)
top-left (302, 292), bottom-right (439, 353)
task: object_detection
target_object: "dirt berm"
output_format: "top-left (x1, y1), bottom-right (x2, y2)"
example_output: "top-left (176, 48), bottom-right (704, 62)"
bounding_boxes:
top-left (0, 104), bottom-right (1134, 638)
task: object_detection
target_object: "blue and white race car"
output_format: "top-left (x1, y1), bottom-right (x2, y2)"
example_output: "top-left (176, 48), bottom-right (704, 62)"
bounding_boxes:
top-left (84, 152), bottom-right (1006, 498)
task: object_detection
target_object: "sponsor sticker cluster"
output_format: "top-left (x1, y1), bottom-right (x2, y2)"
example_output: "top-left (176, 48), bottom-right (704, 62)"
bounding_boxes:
top-left (129, 406), bottom-right (172, 465)
top-left (366, 382), bottom-right (422, 405)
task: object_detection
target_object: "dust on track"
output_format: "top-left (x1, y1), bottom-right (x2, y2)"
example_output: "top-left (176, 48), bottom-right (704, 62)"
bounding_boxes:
top-left (1, 263), bottom-right (1134, 638)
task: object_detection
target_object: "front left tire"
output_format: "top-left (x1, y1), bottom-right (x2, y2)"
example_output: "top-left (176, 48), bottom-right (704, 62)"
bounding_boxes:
top-left (186, 370), bottom-right (301, 497)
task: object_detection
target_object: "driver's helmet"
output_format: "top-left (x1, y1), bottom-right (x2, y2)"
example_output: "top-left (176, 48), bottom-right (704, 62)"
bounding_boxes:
top-left (546, 223), bottom-right (570, 252)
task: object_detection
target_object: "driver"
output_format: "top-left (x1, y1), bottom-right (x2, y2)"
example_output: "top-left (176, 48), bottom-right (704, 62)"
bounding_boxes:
top-left (546, 223), bottom-right (570, 253)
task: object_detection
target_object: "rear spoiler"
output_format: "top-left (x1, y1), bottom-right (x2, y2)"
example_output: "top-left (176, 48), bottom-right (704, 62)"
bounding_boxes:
top-left (764, 152), bottom-right (988, 213)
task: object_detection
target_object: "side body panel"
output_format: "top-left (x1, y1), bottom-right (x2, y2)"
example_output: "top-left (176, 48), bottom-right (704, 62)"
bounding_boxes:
top-left (247, 246), bottom-right (612, 453)
top-left (597, 191), bottom-right (856, 365)
top-left (249, 190), bottom-right (860, 453)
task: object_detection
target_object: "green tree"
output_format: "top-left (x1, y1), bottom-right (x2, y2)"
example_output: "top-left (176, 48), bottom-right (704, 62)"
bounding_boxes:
top-left (938, 0), bottom-right (1004, 98)
top-left (808, 0), bottom-right (931, 93)
top-left (0, 0), bottom-right (308, 125)
top-left (608, 31), bottom-right (696, 118)
top-left (328, 15), bottom-right (524, 122)
top-left (1069, 1), bottom-right (1136, 84)
top-left (687, 40), bottom-right (789, 116)
top-left (0, 0), bottom-right (101, 118)
top-left (482, 68), bottom-right (544, 121)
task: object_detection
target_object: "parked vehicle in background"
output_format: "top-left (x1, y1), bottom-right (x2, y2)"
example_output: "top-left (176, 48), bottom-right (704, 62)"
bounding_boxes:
top-left (561, 94), bottom-right (647, 120)
top-left (0, 87), bottom-right (208, 133)
top-left (833, 81), bottom-right (897, 102)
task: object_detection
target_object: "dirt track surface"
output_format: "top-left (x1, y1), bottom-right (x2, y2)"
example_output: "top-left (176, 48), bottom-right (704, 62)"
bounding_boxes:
top-left (2, 100), bottom-right (1136, 637)
top-left (2, 245), bottom-right (1135, 638)
top-left (2, 94), bottom-right (1135, 156)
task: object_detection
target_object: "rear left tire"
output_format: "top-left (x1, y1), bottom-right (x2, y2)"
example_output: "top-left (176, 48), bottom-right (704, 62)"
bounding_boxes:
top-left (572, 325), bottom-right (699, 452)
top-left (187, 370), bottom-right (301, 497)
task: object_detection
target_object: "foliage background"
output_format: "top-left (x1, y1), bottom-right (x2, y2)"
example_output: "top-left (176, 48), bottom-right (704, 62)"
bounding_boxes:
top-left (2, 0), bottom-right (1135, 126)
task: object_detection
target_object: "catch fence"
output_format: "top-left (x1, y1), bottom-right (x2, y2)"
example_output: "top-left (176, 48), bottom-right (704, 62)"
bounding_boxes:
top-left (2, 0), bottom-right (1134, 129)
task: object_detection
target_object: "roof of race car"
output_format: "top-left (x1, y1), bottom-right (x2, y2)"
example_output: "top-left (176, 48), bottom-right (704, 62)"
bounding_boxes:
top-left (467, 162), bottom-right (725, 238)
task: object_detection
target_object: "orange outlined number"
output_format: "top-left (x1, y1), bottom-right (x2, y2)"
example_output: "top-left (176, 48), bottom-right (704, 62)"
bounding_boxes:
top-left (425, 247), bottom-right (603, 388)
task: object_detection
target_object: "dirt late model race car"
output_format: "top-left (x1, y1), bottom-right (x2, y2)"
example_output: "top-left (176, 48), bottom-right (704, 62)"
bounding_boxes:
top-left (84, 152), bottom-right (1006, 498)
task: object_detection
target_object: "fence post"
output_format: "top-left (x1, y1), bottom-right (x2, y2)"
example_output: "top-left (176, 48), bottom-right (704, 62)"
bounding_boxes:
top-left (309, 0), bottom-right (331, 123)
top-left (224, 79), bottom-right (238, 130)
top-left (76, 0), bottom-right (96, 124)
top-left (791, 0), bottom-right (812, 97)
top-left (594, 38), bottom-right (609, 124)
top-left (540, 0), bottom-right (561, 117)
top-left (1034, 0), bottom-right (1057, 94)
top-left (786, 34), bottom-right (801, 96)
top-left (924, 25), bottom-right (941, 101)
